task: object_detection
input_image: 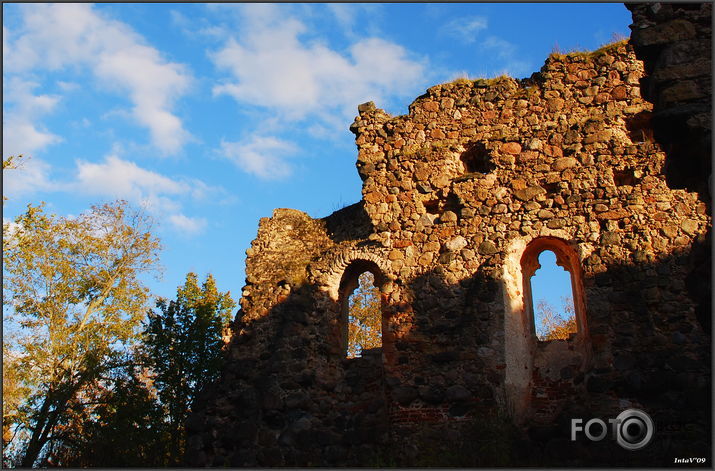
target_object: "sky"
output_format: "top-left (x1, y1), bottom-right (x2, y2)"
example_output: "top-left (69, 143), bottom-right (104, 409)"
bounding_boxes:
top-left (2, 3), bottom-right (633, 311)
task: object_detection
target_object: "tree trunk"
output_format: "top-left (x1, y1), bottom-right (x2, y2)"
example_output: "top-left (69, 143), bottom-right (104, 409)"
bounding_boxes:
top-left (19, 395), bottom-right (52, 468)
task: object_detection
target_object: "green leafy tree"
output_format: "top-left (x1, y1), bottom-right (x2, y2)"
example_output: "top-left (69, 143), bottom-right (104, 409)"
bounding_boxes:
top-left (142, 273), bottom-right (236, 465)
top-left (535, 296), bottom-right (577, 341)
top-left (2, 200), bottom-right (161, 467)
top-left (347, 271), bottom-right (382, 358)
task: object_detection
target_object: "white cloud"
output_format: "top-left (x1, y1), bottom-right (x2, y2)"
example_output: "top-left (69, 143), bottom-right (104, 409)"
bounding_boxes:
top-left (220, 136), bottom-right (295, 180)
top-left (2, 157), bottom-right (55, 198)
top-left (75, 155), bottom-right (184, 201)
top-left (71, 155), bottom-right (218, 235)
top-left (483, 36), bottom-right (516, 59)
top-left (57, 81), bottom-right (79, 92)
top-left (4, 3), bottom-right (192, 155)
top-left (168, 214), bottom-right (207, 236)
top-left (3, 78), bottom-right (63, 157)
top-left (325, 4), bottom-right (383, 39)
top-left (209, 7), bottom-right (427, 122)
top-left (443, 16), bottom-right (488, 43)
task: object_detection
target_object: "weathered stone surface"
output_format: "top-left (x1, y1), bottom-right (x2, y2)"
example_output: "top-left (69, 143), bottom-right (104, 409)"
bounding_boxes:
top-left (501, 142), bottom-right (522, 155)
top-left (553, 157), bottom-right (578, 171)
top-left (445, 236), bottom-right (468, 252)
top-left (478, 240), bottom-right (498, 255)
top-left (514, 186), bottom-right (546, 201)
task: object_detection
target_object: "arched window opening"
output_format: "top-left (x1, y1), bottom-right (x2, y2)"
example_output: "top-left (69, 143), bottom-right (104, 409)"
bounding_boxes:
top-left (338, 260), bottom-right (386, 359)
top-left (346, 272), bottom-right (382, 358)
top-left (521, 237), bottom-right (587, 343)
top-left (530, 250), bottom-right (577, 341)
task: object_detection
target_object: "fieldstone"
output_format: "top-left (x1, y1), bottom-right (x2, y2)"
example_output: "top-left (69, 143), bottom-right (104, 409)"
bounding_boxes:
top-left (358, 101), bottom-right (376, 113)
top-left (446, 384), bottom-right (471, 402)
top-left (445, 236), bottom-right (468, 251)
top-left (601, 232), bottom-right (620, 245)
top-left (478, 240), bottom-right (498, 255)
top-left (681, 219), bottom-right (698, 235)
top-left (501, 142), bottom-right (522, 154)
top-left (553, 157), bottom-right (578, 171)
top-left (440, 211), bottom-right (458, 223)
top-left (419, 385), bottom-right (445, 404)
top-left (514, 185), bottom-right (547, 201)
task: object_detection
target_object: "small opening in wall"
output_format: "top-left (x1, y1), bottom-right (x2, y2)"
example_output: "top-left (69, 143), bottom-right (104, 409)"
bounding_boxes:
top-left (461, 142), bottom-right (496, 174)
top-left (625, 111), bottom-right (654, 143)
top-left (613, 168), bottom-right (641, 186)
top-left (543, 181), bottom-right (560, 194)
top-left (345, 271), bottom-right (382, 358)
top-left (424, 200), bottom-right (441, 214)
top-left (530, 250), bottom-right (577, 341)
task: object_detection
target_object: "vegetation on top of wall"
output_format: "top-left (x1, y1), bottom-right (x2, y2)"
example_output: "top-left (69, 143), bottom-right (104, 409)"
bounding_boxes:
top-left (548, 39), bottom-right (629, 61)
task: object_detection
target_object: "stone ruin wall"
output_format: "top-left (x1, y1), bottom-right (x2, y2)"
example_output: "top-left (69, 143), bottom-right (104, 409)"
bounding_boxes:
top-left (187, 11), bottom-right (711, 467)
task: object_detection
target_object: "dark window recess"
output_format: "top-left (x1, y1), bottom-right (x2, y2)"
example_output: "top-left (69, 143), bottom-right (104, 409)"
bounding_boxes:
top-left (444, 192), bottom-right (464, 212)
top-left (424, 200), bottom-right (441, 214)
top-left (625, 111), bottom-right (654, 143)
top-left (461, 142), bottom-right (496, 174)
top-left (543, 182), bottom-right (560, 194)
top-left (613, 168), bottom-right (640, 186)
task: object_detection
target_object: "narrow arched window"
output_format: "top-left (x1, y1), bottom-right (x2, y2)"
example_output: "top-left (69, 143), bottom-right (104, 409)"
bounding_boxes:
top-left (521, 237), bottom-right (587, 342)
top-left (338, 261), bottom-right (385, 358)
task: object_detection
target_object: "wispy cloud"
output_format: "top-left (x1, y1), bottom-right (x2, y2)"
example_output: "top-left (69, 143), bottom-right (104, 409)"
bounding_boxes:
top-left (2, 156), bottom-right (55, 198)
top-left (481, 36), bottom-right (530, 77)
top-left (325, 4), bottom-right (383, 39)
top-left (205, 4), bottom-right (428, 179)
top-left (168, 214), bottom-right (207, 236)
top-left (210, 23), bottom-right (425, 121)
top-left (71, 155), bottom-right (218, 235)
top-left (442, 16), bottom-right (488, 43)
top-left (4, 4), bottom-right (192, 155)
top-left (3, 78), bottom-right (63, 158)
top-left (219, 136), bottom-right (295, 180)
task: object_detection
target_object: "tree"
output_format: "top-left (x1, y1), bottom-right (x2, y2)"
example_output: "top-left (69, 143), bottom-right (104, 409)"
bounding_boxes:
top-left (3, 155), bottom-right (24, 203)
top-left (534, 296), bottom-right (577, 341)
top-left (347, 271), bottom-right (382, 358)
top-left (142, 273), bottom-right (236, 465)
top-left (3, 343), bottom-right (30, 467)
top-left (2, 200), bottom-right (161, 467)
top-left (40, 360), bottom-right (171, 467)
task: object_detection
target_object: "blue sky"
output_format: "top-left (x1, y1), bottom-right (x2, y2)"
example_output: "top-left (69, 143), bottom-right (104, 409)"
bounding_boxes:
top-left (3, 3), bottom-right (632, 307)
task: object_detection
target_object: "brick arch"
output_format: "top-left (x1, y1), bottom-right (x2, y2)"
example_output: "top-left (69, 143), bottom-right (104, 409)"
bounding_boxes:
top-left (320, 249), bottom-right (397, 359)
top-left (323, 249), bottom-right (393, 301)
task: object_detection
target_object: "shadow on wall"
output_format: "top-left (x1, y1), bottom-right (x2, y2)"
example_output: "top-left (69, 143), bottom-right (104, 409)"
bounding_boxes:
top-left (627, 2), bottom-right (712, 337)
top-left (186, 237), bottom-right (710, 467)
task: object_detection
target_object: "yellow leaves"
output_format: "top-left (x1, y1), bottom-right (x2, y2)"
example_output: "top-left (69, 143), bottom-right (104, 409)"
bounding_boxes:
top-left (346, 272), bottom-right (382, 358)
top-left (535, 297), bottom-right (577, 341)
top-left (2, 199), bottom-right (162, 441)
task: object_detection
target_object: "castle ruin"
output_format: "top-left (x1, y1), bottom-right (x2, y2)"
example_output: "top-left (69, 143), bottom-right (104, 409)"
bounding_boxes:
top-left (187, 4), bottom-right (711, 467)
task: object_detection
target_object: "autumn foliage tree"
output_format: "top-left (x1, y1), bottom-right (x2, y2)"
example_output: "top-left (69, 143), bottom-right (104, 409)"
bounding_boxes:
top-left (534, 296), bottom-right (577, 341)
top-left (346, 272), bottom-right (382, 358)
top-left (2, 200), bottom-right (161, 467)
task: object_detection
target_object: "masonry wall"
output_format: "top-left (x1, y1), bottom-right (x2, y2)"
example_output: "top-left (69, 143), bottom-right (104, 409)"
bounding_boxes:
top-left (186, 39), bottom-right (711, 467)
